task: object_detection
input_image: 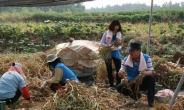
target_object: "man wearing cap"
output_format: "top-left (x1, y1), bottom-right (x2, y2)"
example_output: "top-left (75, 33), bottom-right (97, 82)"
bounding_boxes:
top-left (41, 54), bottom-right (78, 92)
top-left (117, 42), bottom-right (155, 107)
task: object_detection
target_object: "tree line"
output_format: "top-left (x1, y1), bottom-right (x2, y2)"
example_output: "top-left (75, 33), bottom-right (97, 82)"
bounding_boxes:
top-left (0, 3), bottom-right (85, 13)
top-left (0, 1), bottom-right (183, 13)
top-left (86, 1), bottom-right (184, 12)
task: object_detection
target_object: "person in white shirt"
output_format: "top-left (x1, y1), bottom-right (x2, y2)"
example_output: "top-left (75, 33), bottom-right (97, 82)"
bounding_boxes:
top-left (100, 20), bottom-right (124, 91)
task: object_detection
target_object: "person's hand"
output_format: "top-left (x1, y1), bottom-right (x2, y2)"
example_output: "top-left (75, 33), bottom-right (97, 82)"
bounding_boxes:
top-left (121, 77), bottom-right (128, 84)
top-left (118, 69), bottom-right (126, 78)
top-left (111, 45), bottom-right (114, 50)
top-left (111, 46), bottom-right (119, 51)
top-left (41, 80), bottom-right (48, 89)
top-left (107, 44), bottom-right (112, 47)
top-left (141, 70), bottom-right (153, 76)
top-left (144, 71), bottom-right (153, 76)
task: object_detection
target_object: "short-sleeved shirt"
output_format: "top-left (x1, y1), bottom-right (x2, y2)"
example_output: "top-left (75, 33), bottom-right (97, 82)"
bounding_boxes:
top-left (121, 55), bottom-right (154, 71)
top-left (0, 72), bottom-right (26, 100)
top-left (121, 54), bottom-right (154, 81)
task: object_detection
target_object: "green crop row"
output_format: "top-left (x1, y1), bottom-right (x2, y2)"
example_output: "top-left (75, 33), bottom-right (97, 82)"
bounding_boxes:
top-left (0, 10), bottom-right (183, 23)
top-left (0, 21), bottom-right (183, 61)
top-left (0, 21), bottom-right (109, 53)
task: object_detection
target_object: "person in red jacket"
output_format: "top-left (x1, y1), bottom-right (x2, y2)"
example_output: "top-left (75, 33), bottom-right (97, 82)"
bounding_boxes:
top-left (0, 63), bottom-right (30, 105)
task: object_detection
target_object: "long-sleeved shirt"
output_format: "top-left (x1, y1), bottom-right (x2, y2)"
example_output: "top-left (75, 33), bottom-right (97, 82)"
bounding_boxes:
top-left (100, 31), bottom-right (123, 59)
top-left (48, 68), bottom-right (63, 84)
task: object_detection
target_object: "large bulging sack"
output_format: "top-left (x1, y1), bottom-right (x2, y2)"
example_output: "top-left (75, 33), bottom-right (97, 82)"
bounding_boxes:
top-left (56, 40), bottom-right (100, 77)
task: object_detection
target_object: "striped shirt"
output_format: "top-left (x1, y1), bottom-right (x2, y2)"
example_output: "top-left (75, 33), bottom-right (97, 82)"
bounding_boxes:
top-left (121, 56), bottom-right (154, 71)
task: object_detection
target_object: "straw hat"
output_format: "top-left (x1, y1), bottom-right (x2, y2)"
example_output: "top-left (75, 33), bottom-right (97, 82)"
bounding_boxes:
top-left (46, 54), bottom-right (59, 63)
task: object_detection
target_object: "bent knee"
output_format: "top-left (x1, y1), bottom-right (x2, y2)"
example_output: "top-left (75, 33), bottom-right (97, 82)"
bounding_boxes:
top-left (116, 83), bottom-right (124, 93)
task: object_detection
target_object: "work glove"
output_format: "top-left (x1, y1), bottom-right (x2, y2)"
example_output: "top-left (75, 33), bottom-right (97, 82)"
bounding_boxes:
top-left (41, 80), bottom-right (48, 89)
top-left (118, 69), bottom-right (126, 78)
top-left (21, 86), bottom-right (30, 100)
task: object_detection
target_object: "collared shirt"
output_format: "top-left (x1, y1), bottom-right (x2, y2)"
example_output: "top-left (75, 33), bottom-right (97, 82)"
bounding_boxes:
top-left (121, 56), bottom-right (154, 71)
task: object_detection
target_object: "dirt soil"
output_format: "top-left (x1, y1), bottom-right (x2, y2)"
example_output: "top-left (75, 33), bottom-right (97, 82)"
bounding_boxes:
top-left (11, 87), bottom-right (184, 110)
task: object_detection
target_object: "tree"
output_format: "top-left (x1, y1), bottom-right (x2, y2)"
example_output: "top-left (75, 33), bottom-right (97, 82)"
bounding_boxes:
top-left (86, 2), bottom-right (183, 12)
top-left (0, 3), bottom-right (85, 13)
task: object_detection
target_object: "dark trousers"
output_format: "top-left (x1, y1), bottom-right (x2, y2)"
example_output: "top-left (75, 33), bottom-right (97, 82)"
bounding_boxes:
top-left (117, 76), bottom-right (155, 102)
top-left (105, 58), bottom-right (121, 87)
top-left (1, 90), bottom-right (21, 105)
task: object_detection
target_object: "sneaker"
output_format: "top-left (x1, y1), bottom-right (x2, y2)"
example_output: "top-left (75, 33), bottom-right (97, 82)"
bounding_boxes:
top-left (148, 101), bottom-right (154, 107)
top-left (108, 87), bottom-right (116, 92)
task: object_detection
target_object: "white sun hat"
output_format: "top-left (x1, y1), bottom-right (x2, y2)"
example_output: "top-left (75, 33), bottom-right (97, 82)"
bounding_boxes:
top-left (46, 54), bottom-right (59, 63)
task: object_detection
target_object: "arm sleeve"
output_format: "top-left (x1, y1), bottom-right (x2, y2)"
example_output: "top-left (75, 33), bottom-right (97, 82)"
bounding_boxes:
top-left (121, 58), bottom-right (126, 70)
top-left (100, 31), bottom-right (109, 47)
top-left (121, 34), bottom-right (124, 38)
top-left (47, 68), bottom-right (63, 84)
top-left (18, 75), bottom-right (26, 90)
top-left (106, 30), bottom-right (113, 44)
top-left (17, 74), bottom-right (30, 100)
top-left (146, 58), bottom-right (154, 71)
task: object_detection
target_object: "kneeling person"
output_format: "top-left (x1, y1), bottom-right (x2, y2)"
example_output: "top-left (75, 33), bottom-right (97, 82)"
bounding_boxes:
top-left (0, 63), bottom-right (30, 105)
top-left (41, 54), bottom-right (79, 92)
top-left (117, 42), bottom-right (155, 107)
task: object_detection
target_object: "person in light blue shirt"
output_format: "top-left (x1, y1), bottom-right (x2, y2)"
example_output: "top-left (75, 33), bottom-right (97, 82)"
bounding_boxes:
top-left (0, 63), bottom-right (30, 105)
top-left (100, 20), bottom-right (123, 91)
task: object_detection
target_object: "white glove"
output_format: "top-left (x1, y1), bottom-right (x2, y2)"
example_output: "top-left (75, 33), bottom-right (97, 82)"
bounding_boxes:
top-left (118, 46), bottom-right (122, 50)
top-left (41, 80), bottom-right (48, 89)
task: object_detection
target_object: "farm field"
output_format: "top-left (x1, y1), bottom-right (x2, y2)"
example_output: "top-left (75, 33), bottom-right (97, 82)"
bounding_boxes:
top-left (1, 52), bottom-right (184, 110)
top-left (0, 10), bottom-right (184, 109)
top-left (0, 21), bottom-right (183, 56)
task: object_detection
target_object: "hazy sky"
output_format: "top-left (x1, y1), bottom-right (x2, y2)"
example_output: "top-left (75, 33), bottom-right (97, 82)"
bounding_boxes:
top-left (83, 0), bottom-right (184, 9)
